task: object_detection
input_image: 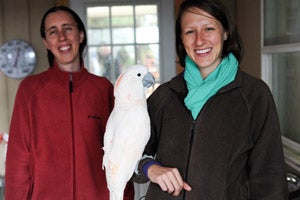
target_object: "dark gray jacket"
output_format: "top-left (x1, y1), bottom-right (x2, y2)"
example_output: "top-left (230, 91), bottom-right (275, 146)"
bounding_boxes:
top-left (135, 69), bottom-right (288, 200)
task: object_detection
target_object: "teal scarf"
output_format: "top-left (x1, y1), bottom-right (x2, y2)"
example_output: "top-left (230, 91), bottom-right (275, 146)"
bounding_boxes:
top-left (184, 53), bottom-right (238, 119)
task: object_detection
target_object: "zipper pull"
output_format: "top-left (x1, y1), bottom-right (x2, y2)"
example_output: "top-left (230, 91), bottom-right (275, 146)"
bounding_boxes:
top-left (69, 74), bottom-right (73, 93)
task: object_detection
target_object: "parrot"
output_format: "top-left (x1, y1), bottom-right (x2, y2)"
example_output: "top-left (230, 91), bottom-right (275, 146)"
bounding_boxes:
top-left (102, 64), bottom-right (155, 200)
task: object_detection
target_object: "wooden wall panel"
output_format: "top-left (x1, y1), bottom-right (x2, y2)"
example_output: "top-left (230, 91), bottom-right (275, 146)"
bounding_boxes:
top-left (236, 0), bottom-right (261, 78)
top-left (0, 0), bottom-right (3, 43)
top-left (56, 0), bottom-right (68, 6)
top-left (0, 0), bottom-right (9, 134)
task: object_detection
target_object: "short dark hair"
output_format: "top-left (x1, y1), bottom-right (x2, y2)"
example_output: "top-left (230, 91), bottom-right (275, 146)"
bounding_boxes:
top-left (40, 6), bottom-right (87, 67)
top-left (175, 0), bottom-right (244, 67)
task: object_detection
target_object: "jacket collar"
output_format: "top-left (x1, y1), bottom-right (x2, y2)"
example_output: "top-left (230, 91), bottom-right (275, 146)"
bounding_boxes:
top-left (218, 68), bottom-right (242, 93)
top-left (48, 60), bottom-right (89, 86)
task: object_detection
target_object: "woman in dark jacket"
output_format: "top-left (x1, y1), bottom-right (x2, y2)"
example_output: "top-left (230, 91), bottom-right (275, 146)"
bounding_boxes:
top-left (134, 0), bottom-right (288, 199)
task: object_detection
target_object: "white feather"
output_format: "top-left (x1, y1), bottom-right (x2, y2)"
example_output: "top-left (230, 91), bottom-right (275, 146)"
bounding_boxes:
top-left (102, 65), bottom-right (154, 200)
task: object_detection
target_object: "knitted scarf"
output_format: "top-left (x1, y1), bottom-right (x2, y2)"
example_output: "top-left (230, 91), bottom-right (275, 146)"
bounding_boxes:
top-left (184, 53), bottom-right (238, 119)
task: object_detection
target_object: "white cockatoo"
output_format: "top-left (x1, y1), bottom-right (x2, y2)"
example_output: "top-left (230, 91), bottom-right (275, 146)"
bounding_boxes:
top-left (102, 64), bottom-right (155, 200)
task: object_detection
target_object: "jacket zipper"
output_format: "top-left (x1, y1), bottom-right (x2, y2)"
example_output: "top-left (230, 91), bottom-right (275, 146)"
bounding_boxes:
top-left (182, 120), bottom-right (196, 200)
top-left (69, 74), bottom-right (76, 200)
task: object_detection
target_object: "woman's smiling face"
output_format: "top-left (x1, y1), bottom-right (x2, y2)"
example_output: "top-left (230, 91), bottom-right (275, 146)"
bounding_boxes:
top-left (42, 10), bottom-right (84, 71)
top-left (181, 7), bottom-right (227, 78)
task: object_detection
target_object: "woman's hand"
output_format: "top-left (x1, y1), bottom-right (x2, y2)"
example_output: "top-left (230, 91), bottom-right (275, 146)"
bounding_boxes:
top-left (147, 164), bottom-right (192, 196)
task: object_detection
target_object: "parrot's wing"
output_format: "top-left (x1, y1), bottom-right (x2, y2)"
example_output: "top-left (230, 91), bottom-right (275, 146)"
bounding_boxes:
top-left (105, 107), bottom-right (150, 188)
top-left (102, 109), bottom-right (116, 169)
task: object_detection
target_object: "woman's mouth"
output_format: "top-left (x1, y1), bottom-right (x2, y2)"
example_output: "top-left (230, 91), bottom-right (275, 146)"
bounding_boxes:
top-left (59, 45), bottom-right (71, 52)
top-left (195, 48), bottom-right (211, 55)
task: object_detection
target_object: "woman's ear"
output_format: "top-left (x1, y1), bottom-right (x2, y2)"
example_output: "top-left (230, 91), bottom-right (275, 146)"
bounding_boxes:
top-left (223, 32), bottom-right (228, 41)
top-left (42, 38), bottom-right (50, 50)
top-left (79, 31), bottom-right (84, 43)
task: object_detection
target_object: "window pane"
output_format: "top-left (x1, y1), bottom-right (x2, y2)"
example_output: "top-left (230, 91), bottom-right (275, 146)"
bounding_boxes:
top-left (136, 5), bottom-right (159, 43)
top-left (137, 44), bottom-right (160, 82)
top-left (88, 46), bottom-right (112, 79)
top-left (113, 45), bottom-right (135, 79)
top-left (112, 6), bottom-right (134, 44)
top-left (87, 7), bottom-right (111, 45)
top-left (264, 0), bottom-right (300, 45)
top-left (88, 29), bottom-right (110, 45)
top-left (271, 52), bottom-right (300, 143)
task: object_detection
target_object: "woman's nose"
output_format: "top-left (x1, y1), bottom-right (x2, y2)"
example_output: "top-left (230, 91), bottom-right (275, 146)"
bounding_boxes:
top-left (196, 32), bottom-right (206, 46)
top-left (58, 30), bottom-right (66, 40)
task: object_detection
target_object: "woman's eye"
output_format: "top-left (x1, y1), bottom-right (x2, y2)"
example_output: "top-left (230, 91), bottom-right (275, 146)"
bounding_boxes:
top-left (48, 29), bottom-right (57, 36)
top-left (184, 30), bottom-right (194, 35)
top-left (64, 26), bottom-right (74, 32)
top-left (205, 27), bottom-right (215, 31)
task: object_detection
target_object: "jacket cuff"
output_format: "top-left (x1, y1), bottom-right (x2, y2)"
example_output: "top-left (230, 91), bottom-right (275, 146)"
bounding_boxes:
top-left (142, 160), bottom-right (161, 179)
top-left (131, 157), bottom-right (154, 183)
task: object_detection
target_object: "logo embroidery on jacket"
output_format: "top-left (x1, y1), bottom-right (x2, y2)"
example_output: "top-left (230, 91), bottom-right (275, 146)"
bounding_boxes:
top-left (88, 115), bottom-right (101, 120)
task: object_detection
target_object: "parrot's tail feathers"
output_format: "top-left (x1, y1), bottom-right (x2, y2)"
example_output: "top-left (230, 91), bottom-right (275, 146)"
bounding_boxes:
top-left (110, 191), bottom-right (123, 200)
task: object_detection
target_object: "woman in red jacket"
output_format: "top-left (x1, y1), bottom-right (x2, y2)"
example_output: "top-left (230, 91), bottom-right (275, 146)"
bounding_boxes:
top-left (5, 6), bottom-right (134, 200)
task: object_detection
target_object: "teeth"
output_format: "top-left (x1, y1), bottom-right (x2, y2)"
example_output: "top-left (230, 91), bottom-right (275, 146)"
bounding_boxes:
top-left (196, 48), bottom-right (210, 54)
top-left (59, 46), bottom-right (71, 51)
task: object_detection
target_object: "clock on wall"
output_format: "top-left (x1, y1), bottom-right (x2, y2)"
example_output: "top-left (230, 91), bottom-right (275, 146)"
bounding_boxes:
top-left (0, 39), bottom-right (36, 79)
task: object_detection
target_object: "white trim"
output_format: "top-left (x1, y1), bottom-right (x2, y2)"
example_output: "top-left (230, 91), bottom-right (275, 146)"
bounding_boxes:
top-left (261, 53), bottom-right (272, 90)
top-left (263, 43), bottom-right (300, 53)
top-left (282, 136), bottom-right (300, 154)
top-left (282, 136), bottom-right (300, 172)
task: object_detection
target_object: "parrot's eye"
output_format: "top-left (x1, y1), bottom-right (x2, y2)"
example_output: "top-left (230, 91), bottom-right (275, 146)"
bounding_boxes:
top-left (137, 73), bottom-right (141, 77)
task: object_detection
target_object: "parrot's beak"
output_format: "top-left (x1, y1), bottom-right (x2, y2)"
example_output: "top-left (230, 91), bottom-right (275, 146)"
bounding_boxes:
top-left (142, 72), bottom-right (155, 88)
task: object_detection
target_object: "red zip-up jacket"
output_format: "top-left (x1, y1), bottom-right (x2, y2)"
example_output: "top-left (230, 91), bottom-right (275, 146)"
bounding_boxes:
top-left (5, 64), bottom-right (134, 200)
